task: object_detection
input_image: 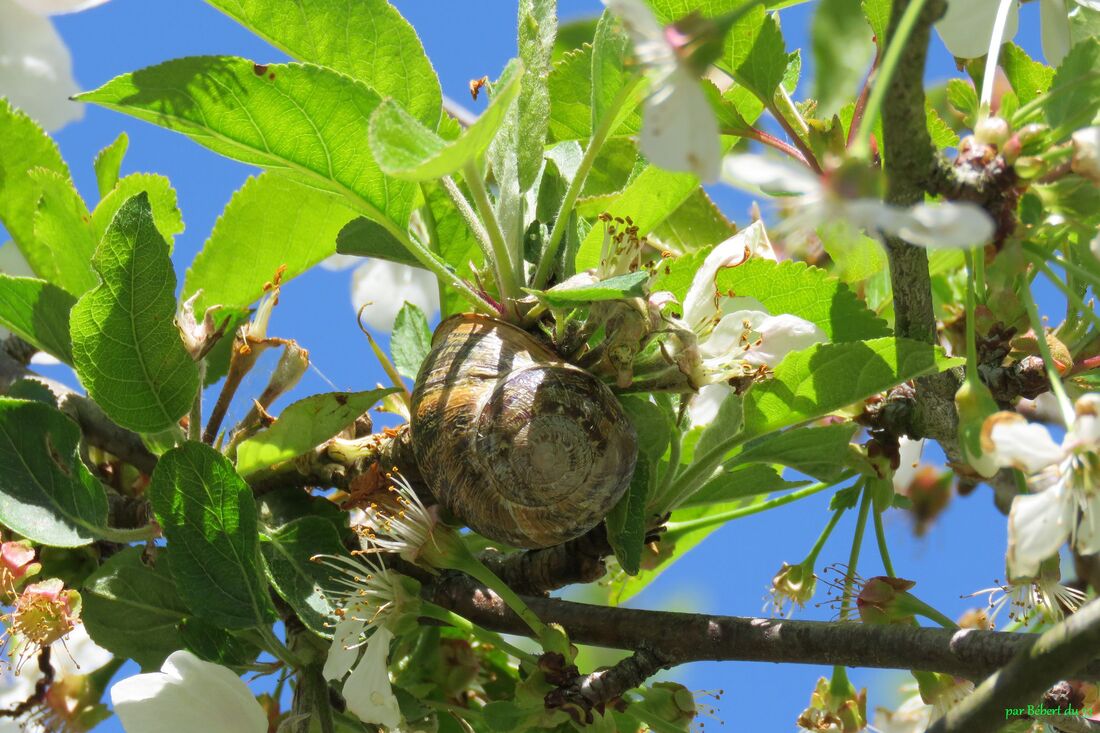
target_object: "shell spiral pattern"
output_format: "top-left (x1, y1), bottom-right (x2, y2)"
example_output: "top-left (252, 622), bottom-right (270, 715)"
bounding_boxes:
top-left (410, 314), bottom-right (638, 548)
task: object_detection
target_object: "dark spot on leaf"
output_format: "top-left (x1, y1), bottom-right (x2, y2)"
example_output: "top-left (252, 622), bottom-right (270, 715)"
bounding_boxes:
top-left (335, 394), bottom-right (348, 406)
top-left (45, 434), bottom-right (71, 477)
top-left (253, 64), bottom-right (269, 77)
top-left (268, 72), bottom-right (276, 80)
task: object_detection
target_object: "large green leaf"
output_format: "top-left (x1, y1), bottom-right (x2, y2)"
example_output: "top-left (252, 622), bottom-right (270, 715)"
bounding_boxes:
top-left (335, 217), bottom-right (420, 268)
top-left (79, 56), bottom-right (416, 228)
top-left (742, 338), bottom-right (963, 439)
top-left (368, 59), bottom-right (524, 181)
top-left (1044, 37), bottom-right (1100, 136)
top-left (184, 173), bottom-right (357, 313)
top-left (732, 422), bottom-right (858, 482)
top-left (92, 173), bottom-right (185, 249)
top-left (0, 99), bottom-right (70, 257)
top-left (1001, 43), bottom-right (1053, 106)
top-left (683, 463), bottom-right (807, 507)
top-left (605, 457), bottom-right (652, 576)
top-left (715, 258), bottom-right (891, 342)
top-left (70, 193), bottom-right (199, 434)
top-left (0, 399), bottom-right (108, 547)
top-left (261, 516), bottom-right (349, 636)
top-left (514, 0), bottom-right (556, 191)
top-left (391, 303), bottom-right (432, 380)
top-left (82, 546), bottom-right (189, 670)
top-left (0, 275), bottom-right (75, 363)
top-left (235, 389), bottom-right (396, 477)
top-left (149, 442), bottom-right (276, 629)
top-left (27, 170), bottom-right (99, 295)
top-left (205, 0), bottom-right (442, 127)
top-left (651, 190), bottom-right (736, 253)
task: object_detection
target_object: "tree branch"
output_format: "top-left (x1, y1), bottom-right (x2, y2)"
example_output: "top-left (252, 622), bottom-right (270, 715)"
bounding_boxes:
top-left (428, 574), bottom-right (1100, 681)
top-left (929, 598), bottom-right (1100, 733)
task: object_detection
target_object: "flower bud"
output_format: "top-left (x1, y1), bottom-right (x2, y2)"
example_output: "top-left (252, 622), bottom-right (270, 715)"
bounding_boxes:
top-left (1013, 155), bottom-right (1045, 179)
top-left (797, 676), bottom-right (866, 732)
top-left (974, 116), bottom-right (1010, 147)
top-left (856, 576), bottom-right (918, 626)
top-left (1071, 126), bottom-right (1100, 184)
top-left (769, 562), bottom-right (817, 616)
top-left (636, 682), bottom-right (698, 730)
top-left (1, 540), bottom-right (40, 602)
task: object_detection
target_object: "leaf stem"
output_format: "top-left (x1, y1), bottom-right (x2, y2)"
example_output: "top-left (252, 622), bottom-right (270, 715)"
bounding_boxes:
top-left (805, 507), bottom-right (846, 567)
top-left (463, 162), bottom-right (521, 310)
top-left (1021, 277), bottom-right (1076, 426)
top-left (964, 249), bottom-right (981, 385)
top-left (662, 434), bottom-right (748, 512)
top-left (532, 76), bottom-right (646, 289)
top-left (664, 479), bottom-right (838, 533)
top-left (851, 0), bottom-right (930, 159)
top-left (452, 555), bottom-right (549, 639)
top-left (420, 602), bottom-right (539, 664)
top-left (873, 501), bottom-right (895, 578)
top-left (765, 97), bottom-right (822, 174)
top-left (188, 361), bottom-right (204, 443)
top-left (841, 481), bottom-right (871, 621)
top-left (1030, 256), bottom-right (1100, 333)
top-left (440, 176), bottom-right (500, 280)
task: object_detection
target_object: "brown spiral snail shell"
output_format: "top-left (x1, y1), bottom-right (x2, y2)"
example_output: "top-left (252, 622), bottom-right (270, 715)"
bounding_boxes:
top-left (409, 313), bottom-right (638, 549)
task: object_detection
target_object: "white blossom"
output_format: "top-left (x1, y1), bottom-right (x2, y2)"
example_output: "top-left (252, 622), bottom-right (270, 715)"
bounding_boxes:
top-left (723, 154), bottom-right (994, 249)
top-left (0, 0), bottom-right (109, 131)
top-left (984, 394), bottom-right (1100, 577)
top-left (1072, 126), bottom-right (1100, 184)
top-left (970, 574), bottom-right (1085, 626)
top-left (343, 627), bottom-right (401, 730)
top-left (350, 259), bottom-right (440, 333)
top-left (110, 650), bottom-right (267, 733)
top-left (893, 438), bottom-right (926, 493)
top-left (603, 0), bottom-right (722, 183)
top-left (934, 0), bottom-right (1093, 65)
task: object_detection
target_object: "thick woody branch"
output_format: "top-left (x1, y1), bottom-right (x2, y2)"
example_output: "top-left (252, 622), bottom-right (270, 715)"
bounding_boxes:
top-left (929, 598), bottom-right (1100, 733)
top-left (481, 524), bottom-right (613, 595)
top-left (428, 574), bottom-right (1100, 681)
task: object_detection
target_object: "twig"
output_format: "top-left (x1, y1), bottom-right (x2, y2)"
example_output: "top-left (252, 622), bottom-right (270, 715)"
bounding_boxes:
top-left (545, 647), bottom-right (671, 718)
top-left (428, 574), bottom-right (1100, 681)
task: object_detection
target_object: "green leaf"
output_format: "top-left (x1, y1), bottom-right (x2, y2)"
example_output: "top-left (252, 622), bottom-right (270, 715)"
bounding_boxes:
top-left (650, 190), bottom-right (736, 253)
top-left (0, 399), bottom-right (108, 547)
top-left (816, 220), bottom-right (887, 284)
top-left (0, 99), bottom-right (70, 256)
top-left (70, 193), bottom-right (200, 434)
top-left (861, 0), bottom-right (891, 45)
top-left (1001, 43), bottom-right (1053, 106)
top-left (683, 463), bottom-right (807, 507)
top-left (261, 516), bottom-right (349, 636)
top-left (205, 0), bottom-right (441, 128)
top-left (619, 396), bottom-right (672, 461)
top-left (715, 258), bottom-right (891, 342)
top-left (549, 46), bottom-right (596, 142)
top-left (649, 247), bottom-right (708, 302)
top-left (184, 173), bottom-right (357, 313)
top-left (92, 173), bottom-right (185, 250)
top-left (694, 391), bottom-right (744, 461)
top-left (591, 8), bottom-right (636, 134)
top-left (336, 217), bottom-right (420, 267)
top-left (926, 103), bottom-right (960, 148)
top-left (742, 338), bottom-right (963, 439)
top-left (534, 271), bottom-right (649, 306)
top-left (1044, 37), bottom-right (1100, 136)
top-left (0, 275), bottom-right (75, 363)
top-left (946, 79), bottom-right (978, 126)
top-left (812, 0), bottom-right (875, 116)
top-left (422, 181), bottom-right (486, 317)
top-left (391, 303), bottom-right (432, 380)
top-left (178, 617), bottom-right (261, 667)
top-left (733, 423), bottom-right (858, 482)
top-left (235, 389), bottom-right (396, 477)
top-left (27, 169), bottom-right (98, 295)
top-left (78, 56), bottom-right (416, 228)
top-left (93, 132), bottom-right (129, 198)
top-left (605, 457), bottom-right (652, 576)
top-left (82, 546), bottom-right (189, 669)
top-left (575, 165), bottom-right (698, 270)
top-left (514, 0), bottom-right (556, 191)
top-left (149, 442), bottom-right (276, 629)
top-left (368, 60), bottom-right (524, 181)
top-left (733, 9), bottom-right (789, 100)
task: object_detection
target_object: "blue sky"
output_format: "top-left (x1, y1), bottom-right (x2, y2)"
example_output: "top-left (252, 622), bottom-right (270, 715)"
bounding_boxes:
top-left (20, 0), bottom-right (1058, 730)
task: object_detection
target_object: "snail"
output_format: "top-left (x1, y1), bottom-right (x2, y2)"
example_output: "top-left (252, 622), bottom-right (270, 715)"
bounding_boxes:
top-left (409, 313), bottom-right (638, 549)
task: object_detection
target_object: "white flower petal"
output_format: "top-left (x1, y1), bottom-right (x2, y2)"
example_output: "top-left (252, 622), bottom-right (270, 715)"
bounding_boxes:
top-left (323, 614), bottom-right (367, 681)
top-left (641, 64), bottom-right (722, 183)
top-left (14, 0), bottom-right (110, 14)
top-left (1040, 0), bottom-right (1072, 65)
top-left (343, 628), bottom-right (401, 730)
top-left (0, 0), bottom-right (83, 131)
top-left (893, 438), bottom-right (926, 492)
top-left (1070, 393), bottom-right (1100, 450)
top-left (891, 202), bottom-right (995, 249)
top-left (683, 221), bottom-right (771, 331)
top-left (702, 307), bottom-right (767, 359)
top-left (1007, 486), bottom-right (1074, 578)
top-left (603, 0), bottom-right (666, 48)
top-left (351, 259), bottom-right (440, 333)
top-left (51, 623), bottom-right (112, 678)
top-left (743, 313), bottom-right (827, 368)
top-left (988, 416), bottom-right (1065, 473)
top-left (1093, 231), bottom-right (1100, 264)
top-left (1076, 503), bottom-right (1100, 557)
top-left (111, 650), bottom-right (267, 733)
top-left (935, 0), bottom-right (1020, 59)
top-left (721, 154), bottom-right (822, 197)
top-left (687, 382), bottom-right (732, 429)
top-left (1071, 126), bottom-right (1100, 183)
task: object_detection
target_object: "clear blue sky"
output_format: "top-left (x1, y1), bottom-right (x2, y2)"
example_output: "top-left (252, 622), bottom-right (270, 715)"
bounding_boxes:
top-left (31, 1), bottom-right (1054, 730)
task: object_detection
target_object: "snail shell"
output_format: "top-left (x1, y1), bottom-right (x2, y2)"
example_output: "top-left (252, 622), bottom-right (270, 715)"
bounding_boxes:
top-left (409, 314), bottom-right (638, 549)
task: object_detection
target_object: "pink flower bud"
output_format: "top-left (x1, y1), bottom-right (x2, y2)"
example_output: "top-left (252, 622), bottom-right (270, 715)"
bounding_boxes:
top-left (11, 578), bottom-right (81, 649)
